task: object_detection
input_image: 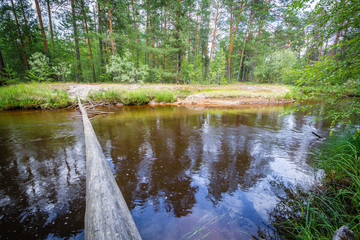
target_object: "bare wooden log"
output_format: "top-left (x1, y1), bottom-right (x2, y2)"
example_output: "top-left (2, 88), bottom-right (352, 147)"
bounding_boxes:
top-left (78, 97), bottom-right (142, 240)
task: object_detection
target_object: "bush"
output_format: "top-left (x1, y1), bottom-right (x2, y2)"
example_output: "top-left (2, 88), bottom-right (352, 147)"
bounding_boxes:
top-left (106, 53), bottom-right (149, 83)
top-left (26, 52), bottom-right (53, 82)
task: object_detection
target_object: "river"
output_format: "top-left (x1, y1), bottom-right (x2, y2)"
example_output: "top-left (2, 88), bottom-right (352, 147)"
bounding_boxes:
top-left (0, 105), bottom-right (329, 239)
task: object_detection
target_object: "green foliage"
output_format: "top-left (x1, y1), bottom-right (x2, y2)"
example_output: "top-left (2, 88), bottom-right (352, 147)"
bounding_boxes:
top-left (183, 55), bottom-right (204, 84)
top-left (272, 130), bottom-right (360, 239)
top-left (26, 53), bottom-right (53, 82)
top-left (208, 49), bottom-right (227, 85)
top-left (153, 90), bottom-right (176, 103)
top-left (53, 62), bottom-right (71, 82)
top-left (253, 48), bottom-right (299, 83)
top-left (88, 89), bottom-right (177, 105)
top-left (106, 53), bottom-right (149, 83)
top-left (121, 90), bottom-right (151, 105)
top-left (0, 65), bottom-right (20, 85)
top-left (0, 83), bottom-right (74, 110)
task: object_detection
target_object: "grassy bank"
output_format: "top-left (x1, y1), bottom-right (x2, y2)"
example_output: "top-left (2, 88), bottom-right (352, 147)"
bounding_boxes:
top-left (0, 82), bottom-right (294, 110)
top-left (0, 83), bottom-right (74, 110)
top-left (273, 130), bottom-right (360, 239)
top-left (88, 89), bottom-right (179, 105)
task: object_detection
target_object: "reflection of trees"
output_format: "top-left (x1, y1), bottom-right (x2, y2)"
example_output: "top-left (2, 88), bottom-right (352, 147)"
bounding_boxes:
top-left (0, 111), bottom-right (86, 239)
top-left (94, 110), bottom-right (202, 217)
top-left (92, 106), bottom-right (329, 221)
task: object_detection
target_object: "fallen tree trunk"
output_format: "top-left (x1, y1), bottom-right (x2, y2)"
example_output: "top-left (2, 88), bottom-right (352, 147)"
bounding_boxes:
top-left (78, 97), bottom-right (142, 240)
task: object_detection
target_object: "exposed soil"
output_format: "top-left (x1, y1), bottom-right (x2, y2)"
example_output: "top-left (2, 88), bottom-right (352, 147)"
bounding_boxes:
top-left (53, 83), bottom-right (294, 106)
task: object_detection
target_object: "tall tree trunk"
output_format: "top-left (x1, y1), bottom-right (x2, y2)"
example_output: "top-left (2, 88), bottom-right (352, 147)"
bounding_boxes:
top-left (209, 0), bottom-right (220, 65)
top-left (81, 0), bottom-right (96, 82)
top-left (237, 13), bottom-right (253, 82)
top-left (227, 0), bottom-right (245, 83)
top-left (162, 4), bottom-right (167, 84)
top-left (241, 55), bottom-right (247, 82)
top-left (251, 0), bottom-right (268, 81)
top-left (131, 0), bottom-right (139, 82)
top-left (0, 49), bottom-right (5, 80)
top-left (19, 0), bottom-right (33, 52)
top-left (187, 10), bottom-right (190, 60)
top-left (71, 0), bottom-right (81, 82)
top-left (205, 19), bottom-right (210, 79)
top-left (97, 2), bottom-right (104, 68)
top-left (148, 0), bottom-right (155, 82)
top-left (11, 0), bottom-right (29, 70)
top-left (107, 1), bottom-right (115, 56)
top-left (34, 0), bottom-right (50, 58)
top-left (176, 0), bottom-right (182, 84)
top-left (46, 0), bottom-right (54, 52)
top-left (194, 12), bottom-right (199, 65)
top-left (245, 63), bottom-right (250, 82)
top-left (257, 0), bottom-right (269, 39)
top-left (145, 2), bottom-right (149, 65)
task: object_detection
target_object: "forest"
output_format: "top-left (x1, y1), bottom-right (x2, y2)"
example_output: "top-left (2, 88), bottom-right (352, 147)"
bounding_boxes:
top-left (0, 0), bottom-right (357, 87)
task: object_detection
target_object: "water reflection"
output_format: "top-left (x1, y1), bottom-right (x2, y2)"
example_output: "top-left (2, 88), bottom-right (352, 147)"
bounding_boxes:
top-left (92, 105), bottom-right (330, 239)
top-left (0, 110), bottom-right (85, 240)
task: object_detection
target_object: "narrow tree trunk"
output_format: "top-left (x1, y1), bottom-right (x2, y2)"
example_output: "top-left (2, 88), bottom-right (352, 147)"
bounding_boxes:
top-left (131, 0), bottom-right (139, 82)
top-left (257, 0), bottom-right (269, 39)
top-left (187, 10), bottom-right (191, 60)
top-left (46, 0), bottom-right (54, 52)
top-left (81, 0), bottom-right (96, 82)
top-left (245, 64), bottom-right (250, 82)
top-left (251, 0), bottom-right (268, 80)
top-left (209, 0), bottom-right (220, 65)
top-left (205, 19), bottom-right (210, 79)
top-left (227, 0), bottom-right (245, 83)
top-left (145, 2), bottom-right (149, 65)
top-left (176, 0), bottom-right (182, 84)
top-left (107, 1), bottom-right (115, 56)
top-left (238, 13), bottom-right (253, 82)
top-left (241, 55), bottom-right (247, 82)
top-left (71, 0), bottom-right (81, 82)
top-left (19, 0), bottom-right (33, 51)
top-left (162, 5), bottom-right (167, 84)
top-left (97, 2), bottom-right (104, 68)
top-left (147, 0), bottom-right (155, 82)
top-left (0, 49), bottom-right (5, 80)
top-left (194, 12), bottom-right (199, 64)
top-left (34, 0), bottom-right (50, 58)
top-left (11, 0), bottom-right (29, 69)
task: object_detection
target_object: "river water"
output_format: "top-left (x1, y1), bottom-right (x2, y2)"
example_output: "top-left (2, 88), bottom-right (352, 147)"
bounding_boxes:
top-left (0, 105), bottom-right (329, 239)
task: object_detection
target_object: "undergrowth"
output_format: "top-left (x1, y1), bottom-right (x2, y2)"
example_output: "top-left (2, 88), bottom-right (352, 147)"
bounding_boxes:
top-left (88, 89), bottom-right (177, 105)
top-left (272, 130), bottom-right (360, 239)
top-left (0, 83), bottom-right (74, 110)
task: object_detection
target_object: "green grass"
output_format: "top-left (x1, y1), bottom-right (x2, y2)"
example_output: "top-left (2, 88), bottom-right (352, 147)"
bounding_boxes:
top-left (0, 83), bottom-right (74, 110)
top-left (272, 130), bottom-right (360, 239)
top-left (88, 89), bottom-right (177, 105)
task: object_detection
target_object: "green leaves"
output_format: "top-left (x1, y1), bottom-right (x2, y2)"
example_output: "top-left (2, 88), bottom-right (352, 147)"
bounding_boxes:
top-left (26, 52), bottom-right (53, 82)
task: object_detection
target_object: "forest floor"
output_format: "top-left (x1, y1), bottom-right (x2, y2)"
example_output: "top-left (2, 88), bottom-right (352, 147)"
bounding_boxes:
top-left (52, 83), bottom-right (294, 106)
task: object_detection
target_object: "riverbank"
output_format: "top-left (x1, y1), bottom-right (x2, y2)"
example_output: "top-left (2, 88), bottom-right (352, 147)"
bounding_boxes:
top-left (0, 82), bottom-right (295, 110)
top-left (272, 130), bottom-right (360, 239)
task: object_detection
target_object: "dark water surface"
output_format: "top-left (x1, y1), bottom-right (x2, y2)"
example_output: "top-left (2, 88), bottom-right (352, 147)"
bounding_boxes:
top-left (0, 110), bottom-right (85, 240)
top-left (91, 105), bottom-right (329, 240)
top-left (0, 105), bottom-right (329, 239)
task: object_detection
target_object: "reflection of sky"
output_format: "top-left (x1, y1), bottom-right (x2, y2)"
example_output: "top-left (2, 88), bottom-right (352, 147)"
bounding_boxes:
top-left (0, 111), bottom-right (86, 240)
top-left (91, 106), bottom-right (329, 239)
